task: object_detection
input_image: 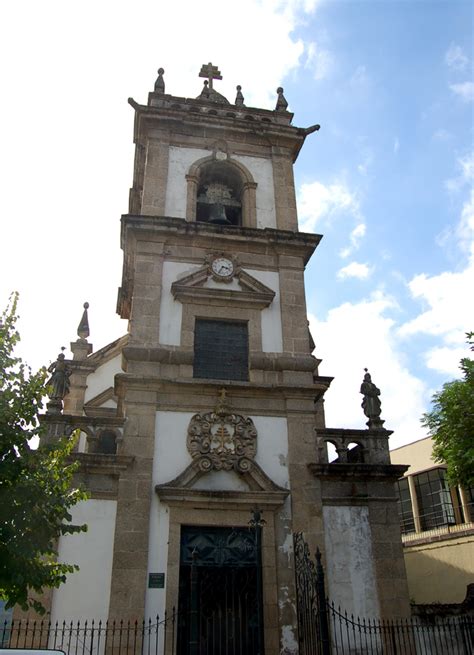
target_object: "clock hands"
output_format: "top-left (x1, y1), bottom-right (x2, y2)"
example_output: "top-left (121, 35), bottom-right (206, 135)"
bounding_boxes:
top-left (218, 262), bottom-right (232, 275)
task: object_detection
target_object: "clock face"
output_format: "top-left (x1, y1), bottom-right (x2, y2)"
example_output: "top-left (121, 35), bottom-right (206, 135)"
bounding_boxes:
top-left (211, 257), bottom-right (234, 278)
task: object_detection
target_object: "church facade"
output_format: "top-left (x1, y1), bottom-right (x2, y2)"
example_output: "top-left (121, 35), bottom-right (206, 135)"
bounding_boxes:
top-left (40, 64), bottom-right (410, 654)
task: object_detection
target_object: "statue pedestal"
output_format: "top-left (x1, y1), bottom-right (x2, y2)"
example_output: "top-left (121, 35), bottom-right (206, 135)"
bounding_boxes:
top-left (46, 399), bottom-right (63, 415)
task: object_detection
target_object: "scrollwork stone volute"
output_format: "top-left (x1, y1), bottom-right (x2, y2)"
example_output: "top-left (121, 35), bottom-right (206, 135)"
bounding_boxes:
top-left (187, 390), bottom-right (257, 473)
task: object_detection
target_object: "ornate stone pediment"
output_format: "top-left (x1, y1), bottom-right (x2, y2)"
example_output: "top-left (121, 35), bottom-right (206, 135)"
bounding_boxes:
top-left (155, 390), bottom-right (289, 510)
top-left (187, 390), bottom-right (257, 473)
top-left (171, 256), bottom-right (275, 309)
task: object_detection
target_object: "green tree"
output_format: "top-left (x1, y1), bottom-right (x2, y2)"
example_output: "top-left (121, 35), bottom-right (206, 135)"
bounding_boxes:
top-left (422, 332), bottom-right (474, 488)
top-left (0, 294), bottom-right (87, 613)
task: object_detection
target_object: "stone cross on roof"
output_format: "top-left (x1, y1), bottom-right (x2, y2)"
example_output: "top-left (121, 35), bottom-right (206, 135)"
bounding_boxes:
top-left (199, 62), bottom-right (222, 89)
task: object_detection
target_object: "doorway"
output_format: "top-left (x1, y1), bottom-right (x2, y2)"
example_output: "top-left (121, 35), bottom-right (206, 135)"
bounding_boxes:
top-left (177, 525), bottom-right (264, 655)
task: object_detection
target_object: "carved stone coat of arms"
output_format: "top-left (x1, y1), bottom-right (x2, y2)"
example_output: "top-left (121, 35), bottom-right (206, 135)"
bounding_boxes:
top-left (187, 397), bottom-right (257, 473)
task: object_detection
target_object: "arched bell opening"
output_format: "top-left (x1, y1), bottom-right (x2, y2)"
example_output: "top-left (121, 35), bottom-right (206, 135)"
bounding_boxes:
top-left (86, 429), bottom-right (118, 455)
top-left (347, 441), bottom-right (365, 463)
top-left (196, 161), bottom-right (243, 226)
top-left (325, 440), bottom-right (339, 463)
top-left (186, 156), bottom-right (257, 228)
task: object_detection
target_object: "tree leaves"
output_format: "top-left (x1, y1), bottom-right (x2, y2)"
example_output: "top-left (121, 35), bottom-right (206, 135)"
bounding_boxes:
top-left (422, 332), bottom-right (474, 489)
top-left (0, 293), bottom-right (88, 613)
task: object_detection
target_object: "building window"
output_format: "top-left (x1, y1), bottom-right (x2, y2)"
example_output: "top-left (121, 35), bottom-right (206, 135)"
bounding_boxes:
top-left (396, 478), bottom-right (415, 534)
top-left (193, 319), bottom-right (248, 381)
top-left (462, 486), bottom-right (474, 523)
top-left (414, 468), bottom-right (455, 530)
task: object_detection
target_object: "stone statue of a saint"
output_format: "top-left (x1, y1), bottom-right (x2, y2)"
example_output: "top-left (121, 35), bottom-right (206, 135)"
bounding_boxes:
top-left (360, 368), bottom-right (383, 428)
top-left (47, 352), bottom-right (71, 400)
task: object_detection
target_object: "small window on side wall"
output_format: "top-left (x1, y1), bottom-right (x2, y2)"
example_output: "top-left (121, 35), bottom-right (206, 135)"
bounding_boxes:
top-left (193, 319), bottom-right (249, 381)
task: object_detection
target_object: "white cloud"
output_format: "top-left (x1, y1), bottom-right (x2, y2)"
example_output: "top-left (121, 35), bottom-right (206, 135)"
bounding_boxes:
top-left (309, 294), bottom-right (428, 448)
top-left (340, 223), bottom-right (366, 258)
top-left (337, 262), bottom-right (372, 279)
top-left (450, 82), bottom-right (474, 103)
top-left (425, 345), bottom-right (471, 377)
top-left (350, 65), bottom-right (369, 89)
top-left (352, 223), bottom-right (366, 240)
top-left (399, 261), bottom-right (474, 345)
top-left (442, 153), bottom-right (474, 253)
top-left (459, 152), bottom-right (474, 182)
top-left (444, 152), bottom-right (473, 194)
top-left (356, 148), bottom-right (373, 176)
top-left (445, 44), bottom-right (469, 71)
top-left (298, 180), bottom-right (361, 232)
top-left (393, 137), bottom-right (400, 154)
top-left (457, 190), bottom-right (474, 255)
top-left (305, 41), bottom-right (333, 80)
top-left (432, 129), bottom-right (451, 142)
top-left (401, 149), bottom-right (474, 368)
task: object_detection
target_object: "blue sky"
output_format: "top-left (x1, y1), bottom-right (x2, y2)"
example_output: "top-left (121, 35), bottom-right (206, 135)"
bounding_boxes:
top-left (0, 0), bottom-right (472, 448)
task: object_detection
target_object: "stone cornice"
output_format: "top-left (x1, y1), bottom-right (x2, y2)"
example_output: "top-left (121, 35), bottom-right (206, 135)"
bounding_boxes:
top-left (42, 413), bottom-right (125, 430)
top-left (128, 96), bottom-right (318, 162)
top-left (86, 334), bottom-right (128, 367)
top-left (120, 214), bottom-right (322, 258)
top-left (308, 463), bottom-right (409, 481)
top-left (317, 426), bottom-right (394, 439)
top-left (73, 452), bottom-right (135, 476)
top-left (115, 371), bottom-right (331, 397)
top-left (118, 216), bottom-right (321, 318)
top-left (154, 487), bottom-right (288, 510)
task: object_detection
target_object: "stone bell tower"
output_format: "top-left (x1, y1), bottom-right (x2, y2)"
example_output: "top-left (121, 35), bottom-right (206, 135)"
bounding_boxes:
top-left (112, 64), bottom-right (328, 654)
top-left (43, 63), bottom-right (410, 655)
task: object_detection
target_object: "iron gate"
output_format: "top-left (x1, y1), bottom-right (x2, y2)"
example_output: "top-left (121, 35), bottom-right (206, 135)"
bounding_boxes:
top-left (293, 532), bottom-right (330, 655)
top-left (293, 532), bottom-right (474, 655)
top-left (177, 525), bottom-right (264, 655)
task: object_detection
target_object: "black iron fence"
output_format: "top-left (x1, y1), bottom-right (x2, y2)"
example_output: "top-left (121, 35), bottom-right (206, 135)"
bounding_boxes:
top-left (1, 613), bottom-right (177, 655)
top-left (293, 532), bottom-right (474, 655)
top-left (326, 602), bottom-right (473, 654)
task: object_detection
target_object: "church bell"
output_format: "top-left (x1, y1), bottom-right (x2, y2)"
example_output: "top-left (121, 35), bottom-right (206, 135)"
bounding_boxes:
top-left (208, 201), bottom-right (231, 225)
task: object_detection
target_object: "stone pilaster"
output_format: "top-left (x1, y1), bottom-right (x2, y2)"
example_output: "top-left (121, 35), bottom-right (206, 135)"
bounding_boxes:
top-left (107, 387), bottom-right (157, 620)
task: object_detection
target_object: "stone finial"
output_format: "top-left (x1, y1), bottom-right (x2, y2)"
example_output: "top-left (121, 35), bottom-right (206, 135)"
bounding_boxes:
top-left (77, 302), bottom-right (90, 341)
top-left (275, 87), bottom-right (288, 112)
top-left (215, 387), bottom-right (231, 415)
top-left (360, 368), bottom-right (384, 430)
top-left (199, 79), bottom-right (211, 99)
top-left (235, 85), bottom-right (244, 107)
top-left (71, 302), bottom-right (93, 360)
top-left (249, 507), bottom-right (266, 529)
top-left (154, 67), bottom-right (165, 93)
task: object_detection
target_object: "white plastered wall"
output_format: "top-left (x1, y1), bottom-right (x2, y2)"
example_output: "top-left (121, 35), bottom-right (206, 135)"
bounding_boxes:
top-left (323, 505), bottom-right (380, 618)
top-left (164, 147), bottom-right (209, 218)
top-left (144, 411), bottom-right (289, 619)
top-left (51, 499), bottom-right (117, 622)
top-left (248, 269), bottom-right (283, 352)
top-left (234, 154), bottom-right (276, 229)
top-left (84, 354), bottom-right (122, 404)
top-left (158, 262), bottom-right (201, 345)
top-left (164, 147), bottom-right (276, 229)
top-left (158, 263), bottom-right (283, 352)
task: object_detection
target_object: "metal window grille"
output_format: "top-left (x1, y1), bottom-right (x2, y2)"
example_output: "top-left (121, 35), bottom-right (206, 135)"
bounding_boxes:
top-left (396, 478), bottom-right (416, 534)
top-left (193, 319), bottom-right (249, 382)
top-left (414, 468), bottom-right (456, 530)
